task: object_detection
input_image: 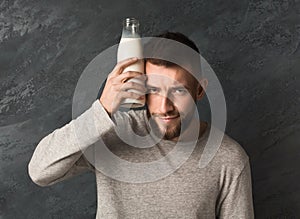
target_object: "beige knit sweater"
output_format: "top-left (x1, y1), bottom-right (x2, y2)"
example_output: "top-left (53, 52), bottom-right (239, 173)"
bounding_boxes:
top-left (28, 100), bottom-right (254, 218)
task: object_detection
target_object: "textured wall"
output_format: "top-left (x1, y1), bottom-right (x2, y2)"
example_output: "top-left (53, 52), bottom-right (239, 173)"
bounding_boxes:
top-left (0, 0), bottom-right (299, 218)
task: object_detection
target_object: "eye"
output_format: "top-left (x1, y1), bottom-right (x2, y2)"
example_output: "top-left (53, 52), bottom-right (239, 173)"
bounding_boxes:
top-left (147, 87), bottom-right (159, 94)
top-left (173, 87), bottom-right (188, 95)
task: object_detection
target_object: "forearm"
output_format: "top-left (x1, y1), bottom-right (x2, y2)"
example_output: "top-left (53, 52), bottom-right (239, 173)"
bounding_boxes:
top-left (28, 100), bottom-right (115, 186)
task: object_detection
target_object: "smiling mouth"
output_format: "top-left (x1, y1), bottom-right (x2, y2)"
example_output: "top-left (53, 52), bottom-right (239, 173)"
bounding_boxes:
top-left (158, 115), bottom-right (180, 123)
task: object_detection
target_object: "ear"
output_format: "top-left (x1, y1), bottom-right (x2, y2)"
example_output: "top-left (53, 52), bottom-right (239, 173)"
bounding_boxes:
top-left (196, 78), bottom-right (208, 100)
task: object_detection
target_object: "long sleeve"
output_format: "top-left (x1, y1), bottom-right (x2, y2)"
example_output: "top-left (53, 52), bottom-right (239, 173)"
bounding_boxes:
top-left (28, 100), bottom-right (115, 187)
top-left (217, 160), bottom-right (255, 219)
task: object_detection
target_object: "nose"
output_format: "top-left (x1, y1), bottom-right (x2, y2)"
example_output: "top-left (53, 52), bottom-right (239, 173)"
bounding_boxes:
top-left (159, 95), bottom-right (175, 114)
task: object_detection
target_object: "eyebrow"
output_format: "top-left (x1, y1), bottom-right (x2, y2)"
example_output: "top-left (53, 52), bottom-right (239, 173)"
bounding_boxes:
top-left (146, 84), bottom-right (158, 88)
top-left (146, 84), bottom-right (192, 91)
top-left (171, 85), bottom-right (188, 89)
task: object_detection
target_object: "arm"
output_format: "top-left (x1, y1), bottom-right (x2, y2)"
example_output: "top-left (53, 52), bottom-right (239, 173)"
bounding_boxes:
top-left (28, 57), bottom-right (146, 187)
top-left (28, 100), bottom-right (114, 186)
top-left (216, 160), bottom-right (255, 218)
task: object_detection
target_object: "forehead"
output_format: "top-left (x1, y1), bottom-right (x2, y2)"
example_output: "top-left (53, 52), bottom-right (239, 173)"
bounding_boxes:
top-left (145, 62), bottom-right (196, 86)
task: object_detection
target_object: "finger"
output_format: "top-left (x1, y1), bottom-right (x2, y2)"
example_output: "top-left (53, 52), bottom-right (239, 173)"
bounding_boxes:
top-left (118, 90), bottom-right (145, 100)
top-left (112, 57), bottom-right (139, 76)
top-left (118, 71), bottom-right (146, 83)
top-left (119, 81), bottom-right (147, 93)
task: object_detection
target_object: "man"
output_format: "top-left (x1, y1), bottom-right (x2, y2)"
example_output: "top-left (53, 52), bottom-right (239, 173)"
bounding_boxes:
top-left (28, 32), bottom-right (254, 218)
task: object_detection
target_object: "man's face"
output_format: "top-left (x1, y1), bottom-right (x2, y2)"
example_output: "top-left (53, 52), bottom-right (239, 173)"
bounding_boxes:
top-left (145, 62), bottom-right (205, 141)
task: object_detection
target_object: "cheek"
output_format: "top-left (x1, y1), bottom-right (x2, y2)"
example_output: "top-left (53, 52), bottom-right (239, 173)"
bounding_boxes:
top-left (175, 98), bottom-right (196, 116)
top-left (174, 96), bottom-right (195, 112)
top-left (146, 95), bottom-right (157, 111)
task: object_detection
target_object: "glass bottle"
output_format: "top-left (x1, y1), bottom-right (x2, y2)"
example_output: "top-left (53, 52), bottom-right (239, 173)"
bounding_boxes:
top-left (117, 18), bottom-right (145, 108)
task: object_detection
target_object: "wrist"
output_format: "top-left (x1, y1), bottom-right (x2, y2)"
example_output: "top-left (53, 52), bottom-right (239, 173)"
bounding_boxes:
top-left (99, 98), bottom-right (112, 117)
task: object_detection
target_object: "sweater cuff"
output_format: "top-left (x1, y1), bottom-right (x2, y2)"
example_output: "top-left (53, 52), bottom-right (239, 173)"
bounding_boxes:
top-left (92, 99), bottom-right (116, 135)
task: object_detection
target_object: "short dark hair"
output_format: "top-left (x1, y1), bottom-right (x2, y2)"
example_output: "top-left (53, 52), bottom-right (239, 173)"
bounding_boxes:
top-left (145, 31), bottom-right (200, 67)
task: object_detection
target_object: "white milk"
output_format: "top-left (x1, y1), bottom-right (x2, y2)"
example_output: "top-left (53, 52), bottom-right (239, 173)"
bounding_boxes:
top-left (117, 37), bottom-right (145, 108)
top-left (117, 37), bottom-right (144, 73)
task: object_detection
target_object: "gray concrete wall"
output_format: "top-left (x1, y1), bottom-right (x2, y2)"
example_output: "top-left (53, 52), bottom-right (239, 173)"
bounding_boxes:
top-left (0, 0), bottom-right (299, 218)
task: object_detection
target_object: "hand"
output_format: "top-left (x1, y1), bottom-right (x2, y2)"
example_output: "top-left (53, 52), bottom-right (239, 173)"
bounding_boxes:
top-left (99, 57), bottom-right (147, 115)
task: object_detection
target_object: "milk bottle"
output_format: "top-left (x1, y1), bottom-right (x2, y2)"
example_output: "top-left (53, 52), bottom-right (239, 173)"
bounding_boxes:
top-left (117, 18), bottom-right (145, 108)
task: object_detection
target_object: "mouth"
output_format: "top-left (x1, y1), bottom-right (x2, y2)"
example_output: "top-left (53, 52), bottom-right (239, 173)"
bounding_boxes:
top-left (158, 115), bottom-right (180, 123)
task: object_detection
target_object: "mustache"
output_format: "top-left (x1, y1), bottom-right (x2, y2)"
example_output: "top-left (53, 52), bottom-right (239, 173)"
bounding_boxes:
top-left (151, 112), bottom-right (180, 118)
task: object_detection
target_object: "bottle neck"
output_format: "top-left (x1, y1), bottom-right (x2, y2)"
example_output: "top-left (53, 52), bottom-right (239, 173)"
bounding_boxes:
top-left (122, 18), bottom-right (140, 38)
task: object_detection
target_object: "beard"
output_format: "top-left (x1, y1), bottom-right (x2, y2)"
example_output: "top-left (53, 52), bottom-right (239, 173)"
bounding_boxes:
top-left (153, 118), bottom-right (181, 140)
top-left (149, 111), bottom-right (193, 141)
